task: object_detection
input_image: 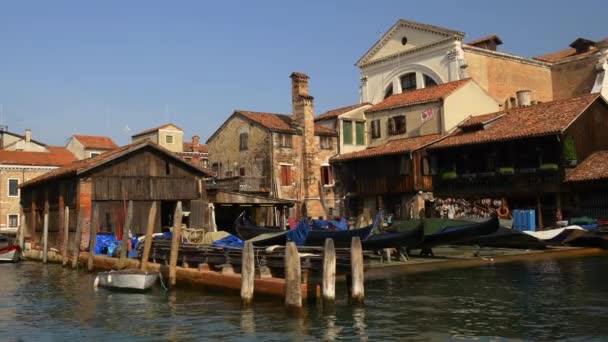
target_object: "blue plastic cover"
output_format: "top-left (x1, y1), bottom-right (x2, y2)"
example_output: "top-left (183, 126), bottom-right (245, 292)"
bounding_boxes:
top-left (313, 219), bottom-right (348, 231)
top-left (212, 234), bottom-right (244, 248)
top-left (94, 233), bottom-right (119, 256)
top-left (286, 220), bottom-right (311, 246)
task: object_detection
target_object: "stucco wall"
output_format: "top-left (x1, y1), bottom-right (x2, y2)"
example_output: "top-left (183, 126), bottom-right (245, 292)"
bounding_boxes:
top-left (338, 105), bottom-right (371, 154)
top-left (66, 137), bottom-right (86, 159)
top-left (443, 81), bottom-right (500, 131)
top-left (158, 129), bottom-right (184, 153)
top-left (551, 56), bottom-right (598, 100)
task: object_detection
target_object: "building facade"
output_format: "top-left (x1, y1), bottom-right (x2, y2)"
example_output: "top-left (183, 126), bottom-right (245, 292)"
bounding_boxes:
top-left (66, 135), bottom-right (118, 159)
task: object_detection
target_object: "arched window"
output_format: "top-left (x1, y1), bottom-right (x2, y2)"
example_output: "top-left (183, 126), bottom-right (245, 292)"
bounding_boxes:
top-left (400, 73), bottom-right (417, 92)
top-left (384, 85), bottom-right (393, 99)
top-left (424, 75), bottom-right (437, 87)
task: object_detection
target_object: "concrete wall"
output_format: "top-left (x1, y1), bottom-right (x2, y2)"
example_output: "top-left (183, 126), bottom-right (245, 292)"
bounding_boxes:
top-left (443, 81), bottom-right (500, 131)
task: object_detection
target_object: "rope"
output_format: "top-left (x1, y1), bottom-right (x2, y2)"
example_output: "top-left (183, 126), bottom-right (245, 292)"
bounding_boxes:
top-left (158, 271), bottom-right (169, 292)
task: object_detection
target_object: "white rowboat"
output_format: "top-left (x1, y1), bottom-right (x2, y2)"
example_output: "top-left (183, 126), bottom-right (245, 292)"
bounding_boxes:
top-left (95, 269), bottom-right (159, 291)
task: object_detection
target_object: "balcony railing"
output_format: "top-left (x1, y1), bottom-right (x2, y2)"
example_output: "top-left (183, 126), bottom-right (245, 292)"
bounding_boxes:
top-left (206, 176), bottom-right (270, 193)
top-left (433, 169), bottom-right (561, 195)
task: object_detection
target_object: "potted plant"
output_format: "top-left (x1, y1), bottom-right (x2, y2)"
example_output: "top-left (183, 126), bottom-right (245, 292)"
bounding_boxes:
top-left (562, 136), bottom-right (578, 167)
top-left (440, 170), bottom-right (458, 180)
top-left (497, 166), bottom-right (515, 175)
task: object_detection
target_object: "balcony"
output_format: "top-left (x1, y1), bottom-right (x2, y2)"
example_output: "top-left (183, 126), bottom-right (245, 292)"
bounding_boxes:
top-left (206, 176), bottom-right (270, 193)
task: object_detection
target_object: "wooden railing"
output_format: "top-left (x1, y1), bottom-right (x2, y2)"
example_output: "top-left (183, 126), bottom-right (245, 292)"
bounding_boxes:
top-left (206, 176), bottom-right (270, 193)
top-left (434, 170), bottom-right (561, 195)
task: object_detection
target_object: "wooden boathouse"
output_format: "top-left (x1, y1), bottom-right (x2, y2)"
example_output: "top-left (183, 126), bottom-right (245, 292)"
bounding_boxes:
top-left (19, 140), bottom-right (212, 251)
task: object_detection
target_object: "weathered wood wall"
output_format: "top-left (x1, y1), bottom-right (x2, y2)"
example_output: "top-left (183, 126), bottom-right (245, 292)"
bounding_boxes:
top-left (565, 100), bottom-right (608, 163)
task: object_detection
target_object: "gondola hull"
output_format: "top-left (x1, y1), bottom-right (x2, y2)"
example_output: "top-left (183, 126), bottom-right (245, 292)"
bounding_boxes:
top-left (362, 224), bottom-right (424, 250)
top-left (414, 216), bottom-right (500, 250)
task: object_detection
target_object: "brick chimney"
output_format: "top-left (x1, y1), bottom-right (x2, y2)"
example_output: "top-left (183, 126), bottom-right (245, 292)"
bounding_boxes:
top-left (192, 135), bottom-right (200, 150)
top-left (24, 129), bottom-right (31, 143)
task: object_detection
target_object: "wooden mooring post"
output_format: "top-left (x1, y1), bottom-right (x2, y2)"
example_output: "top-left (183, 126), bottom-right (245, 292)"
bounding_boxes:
top-left (322, 238), bottom-right (336, 303)
top-left (87, 203), bottom-right (100, 272)
top-left (18, 214), bottom-right (26, 250)
top-left (350, 236), bottom-right (365, 303)
top-left (72, 209), bottom-right (84, 269)
top-left (61, 206), bottom-right (70, 267)
top-left (241, 240), bottom-right (255, 305)
top-left (168, 201), bottom-right (183, 287)
top-left (116, 201), bottom-right (133, 269)
top-left (284, 241), bottom-right (302, 308)
top-left (42, 213), bottom-right (49, 264)
top-left (141, 201), bottom-right (158, 271)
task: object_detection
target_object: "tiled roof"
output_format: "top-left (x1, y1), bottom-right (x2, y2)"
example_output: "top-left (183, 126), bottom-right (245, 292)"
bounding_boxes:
top-left (534, 48), bottom-right (596, 63)
top-left (431, 94), bottom-right (601, 149)
top-left (73, 135), bottom-right (118, 150)
top-left (183, 142), bottom-right (209, 153)
top-left (236, 111), bottom-right (338, 136)
top-left (466, 34), bottom-right (503, 46)
top-left (132, 123), bottom-right (183, 137)
top-left (566, 150), bottom-right (608, 182)
top-left (0, 146), bottom-right (77, 167)
top-left (314, 103), bottom-right (371, 122)
top-left (457, 112), bottom-right (505, 129)
top-left (366, 79), bottom-right (471, 113)
top-left (21, 140), bottom-right (211, 188)
top-left (332, 134), bottom-right (442, 162)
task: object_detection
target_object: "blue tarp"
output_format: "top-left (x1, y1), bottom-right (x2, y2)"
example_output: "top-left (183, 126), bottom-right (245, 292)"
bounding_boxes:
top-left (286, 220), bottom-right (311, 246)
top-left (212, 235), bottom-right (245, 248)
top-left (313, 219), bottom-right (348, 231)
top-left (94, 233), bottom-right (120, 256)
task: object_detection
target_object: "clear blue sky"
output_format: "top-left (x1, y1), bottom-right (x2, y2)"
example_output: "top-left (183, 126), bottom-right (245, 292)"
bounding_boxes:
top-left (1, 0), bottom-right (606, 146)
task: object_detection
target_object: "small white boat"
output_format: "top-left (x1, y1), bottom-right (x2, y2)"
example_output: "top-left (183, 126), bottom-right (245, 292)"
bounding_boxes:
top-left (94, 269), bottom-right (159, 291)
top-left (0, 245), bottom-right (21, 263)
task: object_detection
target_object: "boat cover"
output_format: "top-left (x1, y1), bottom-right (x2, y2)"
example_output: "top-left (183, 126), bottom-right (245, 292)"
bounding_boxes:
top-left (212, 234), bottom-right (244, 248)
top-left (286, 220), bottom-right (312, 246)
top-left (94, 234), bottom-right (119, 256)
top-left (313, 218), bottom-right (348, 231)
top-left (524, 226), bottom-right (586, 240)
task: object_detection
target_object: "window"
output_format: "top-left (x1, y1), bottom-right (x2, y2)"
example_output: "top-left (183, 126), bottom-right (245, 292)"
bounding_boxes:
top-left (280, 165), bottom-right (292, 186)
top-left (355, 122), bottom-right (365, 145)
top-left (278, 133), bottom-right (293, 148)
top-left (400, 157), bottom-right (412, 175)
top-left (165, 135), bottom-right (174, 144)
top-left (202, 159), bottom-right (209, 169)
top-left (400, 73), bottom-right (417, 92)
top-left (239, 133), bottom-right (248, 151)
top-left (371, 120), bottom-right (381, 139)
top-left (384, 85), bottom-right (393, 99)
top-left (320, 136), bottom-right (333, 150)
top-left (388, 115), bottom-right (406, 136)
top-left (239, 167), bottom-right (246, 176)
top-left (321, 166), bottom-right (333, 186)
top-left (401, 36), bottom-right (408, 45)
top-left (90, 152), bottom-right (101, 158)
top-left (8, 214), bottom-right (18, 228)
top-left (343, 120), bottom-right (353, 145)
top-left (8, 179), bottom-right (19, 197)
top-left (424, 75), bottom-right (437, 87)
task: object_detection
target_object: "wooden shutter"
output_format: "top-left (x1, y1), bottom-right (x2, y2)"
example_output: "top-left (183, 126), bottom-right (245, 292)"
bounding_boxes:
top-left (343, 121), bottom-right (353, 144)
top-left (356, 122), bottom-right (365, 145)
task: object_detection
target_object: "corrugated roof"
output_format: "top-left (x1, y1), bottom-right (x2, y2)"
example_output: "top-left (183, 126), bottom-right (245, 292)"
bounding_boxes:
top-left (366, 79), bottom-right (471, 113)
top-left (430, 94), bottom-right (601, 149)
top-left (566, 150), bottom-right (608, 182)
top-left (314, 103), bottom-right (371, 122)
top-left (332, 134), bottom-right (442, 162)
top-left (73, 135), bottom-right (118, 150)
top-left (0, 146), bottom-right (77, 167)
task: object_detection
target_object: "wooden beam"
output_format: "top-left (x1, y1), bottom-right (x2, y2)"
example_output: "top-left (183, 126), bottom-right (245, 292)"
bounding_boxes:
top-left (350, 236), bottom-right (364, 303)
top-left (116, 200), bottom-right (133, 269)
top-left (322, 238), bottom-right (336, 303)
top-left (536, 196), bottom-right (544, 231)
top-left (61, 206), bottom-right (70, 267)
top-left (42, 212), bottom-right (49, 264)
top-left (241, 240), bottom-right (255, 305)
top-left (87, 202), bottom-right (100, 272)
top-left (168, 201), bottom-right (183, 287)
top-left (284, 242), bottom-right (302, 308)
top-left (140, 201), bottom-right (158, 271)
top-left (71, 209), bottom-right (84, 269)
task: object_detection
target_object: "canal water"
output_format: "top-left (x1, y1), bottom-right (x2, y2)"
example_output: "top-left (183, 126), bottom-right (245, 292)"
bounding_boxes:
top-left (2, 256), bottom-right (608, 341)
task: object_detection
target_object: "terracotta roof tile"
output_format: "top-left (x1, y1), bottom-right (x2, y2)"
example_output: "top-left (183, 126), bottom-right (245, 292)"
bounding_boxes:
top-left (183, 142), bottom-right (209, 153)
top-left (314, 103), bottom-right (371, 122)
top-left (73, 135), bottom-right (118, 150)
top-left (132, 123), bottom-right (183, 137)
top-left (566, 150), bottom-right (608, 182)
top-left (534, 48), bottom-right (596, 63)
top-left (332, 134), bottom-right (442, 162)
top-left (466, 34), bottom-right (503, 46)
top-left (366, 79), bottom-right (471, 113)
top-left (236, 111), bottom-right (338, 136)
top-left (0, 146), bottom-right (77, 167)
top-left (431, 94), bottom-right (601, 149)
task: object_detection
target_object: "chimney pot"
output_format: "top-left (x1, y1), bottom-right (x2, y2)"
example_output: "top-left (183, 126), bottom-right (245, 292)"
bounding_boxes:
top-left (516, 90), bottom-right (532, 107)
top-left (24, 129), bottom-right (31, 142)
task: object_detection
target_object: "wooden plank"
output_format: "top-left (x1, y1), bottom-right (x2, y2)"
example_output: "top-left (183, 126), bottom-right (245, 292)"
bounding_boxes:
top-left (241, 240), bottom-right (254, 305)
top-left (61, 206), bottom-right (70, 267)
top-left (350, 236), bottom-right (364, 303)
top-left (87, 203), bottom-right (100, 272)
top-left (169, 201), bottom-right (183, 287)
top-left (284, 242), bottom-right (302, 308)
top-left (322, 238), bottom-right (336, 302)
top-left (140, 201), bottom-right (158, 271)
top-left (72, 209), bottom-right (84, 269)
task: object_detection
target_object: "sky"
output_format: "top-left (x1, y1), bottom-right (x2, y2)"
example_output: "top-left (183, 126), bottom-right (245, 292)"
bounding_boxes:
top-left (1, 0), bottom-right (607, 146)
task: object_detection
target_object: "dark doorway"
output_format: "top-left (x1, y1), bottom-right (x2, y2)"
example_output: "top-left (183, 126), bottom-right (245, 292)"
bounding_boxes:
top-left (160, 200), bottom-right (177, 231)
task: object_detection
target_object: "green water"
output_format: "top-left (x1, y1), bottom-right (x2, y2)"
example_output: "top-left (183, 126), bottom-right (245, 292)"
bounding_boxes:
top-left (1, 256), bottom-right (608, 341)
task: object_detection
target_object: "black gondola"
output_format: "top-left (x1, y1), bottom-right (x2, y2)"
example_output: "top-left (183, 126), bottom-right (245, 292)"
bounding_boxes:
top-left (413, 215), bottom-right (500, 252)
top-left (362, 223), bottom-right (424, 251)
top-left (456, 226), bottom-right (547, 249)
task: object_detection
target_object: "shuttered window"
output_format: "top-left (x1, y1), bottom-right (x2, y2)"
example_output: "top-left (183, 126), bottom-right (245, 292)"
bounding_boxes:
top-left (280, 165), bottom-right (292, 186)
top-left (321, 166), bottom-right (333, 186)
top-left (371, 120), bottom-right (381, 139)
top-left (355, 122), bottom-right (365, 145)
top-left (343, 120), bottom-right (353, 145)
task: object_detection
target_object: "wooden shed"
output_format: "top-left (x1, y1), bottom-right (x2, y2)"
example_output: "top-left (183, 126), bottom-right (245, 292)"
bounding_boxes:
top-left (19, 140), bottom-right (212, 251)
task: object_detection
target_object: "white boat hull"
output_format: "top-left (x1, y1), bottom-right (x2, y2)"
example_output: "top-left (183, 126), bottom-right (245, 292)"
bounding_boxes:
top-left (0, 245), bottom-right (21, 263)
top-left (95, 269), bottom-right (159, 291)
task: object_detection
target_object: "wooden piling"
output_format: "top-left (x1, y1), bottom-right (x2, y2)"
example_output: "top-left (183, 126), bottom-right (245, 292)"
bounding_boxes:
top-left (42, 213), bottom-right (49, 264)
top-left (18, 214), bottom-right (26, 249)
top-left (87, 203), bottom-right (100, 272)
top-left (350, 236), bottom-right (364, 303)
top-left (61, 206), bottom-right (70, 266)
top-left (284, 241), bottom-right (302, 308)
top-left (140, 201), bottom-right (158, 271)
top-left (116, 200), bottom-right (133, 269)
top-left (241, 240), bottom-right (255, 305)
top-left (72, 209), bottom-right (84, 269)
top-left (322, 238), bottom-right (336, 302)
top-left (168, 201), bottom-right (183, 287)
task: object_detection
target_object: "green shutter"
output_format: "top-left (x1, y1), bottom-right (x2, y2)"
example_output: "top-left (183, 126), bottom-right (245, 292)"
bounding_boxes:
top-left (343, 121), bottom-right (353, 145)
top-left (356, 122), bottom-right (365, 145)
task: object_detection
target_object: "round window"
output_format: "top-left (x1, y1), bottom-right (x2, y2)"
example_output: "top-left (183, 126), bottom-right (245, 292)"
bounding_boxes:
top-left (401, 36), bottom-right (408, 45)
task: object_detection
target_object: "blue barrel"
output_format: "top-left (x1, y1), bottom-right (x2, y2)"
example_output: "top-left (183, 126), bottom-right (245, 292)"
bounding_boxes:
top-left (513, 210), bottom-right (523, 231)
top-left (526, 210), bottom-right (536, 232)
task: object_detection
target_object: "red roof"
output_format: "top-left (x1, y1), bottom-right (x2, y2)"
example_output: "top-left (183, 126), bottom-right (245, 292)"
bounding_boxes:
top-left (314, 103), bottom-right (371, 122)
top-left (534, 48), bottom-right (597, 63)
top-left (0, 146), bottom-right (77, 167)
top-left (236, 111), bottom-right (337, 136)
top-left (132, 123), bottom-right (183, 137)
top-left (366, 79), bottom-right (471, 113)
top-left (566, 150), bottom-right (608, 183)
top-left (73, 135), bottom-right (118, 150)
top-left (21, 140), bottom-right (211, 188)
top-left (332, 134), bottom-right (442, 162)
top-left (431, 94), bottom-right (601, 149)
top-left (183, 142), bottom-right (209, 153)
